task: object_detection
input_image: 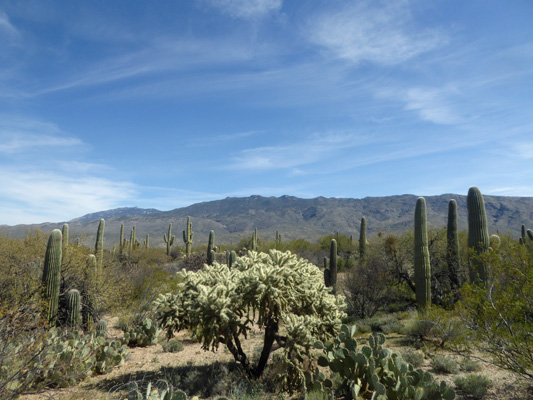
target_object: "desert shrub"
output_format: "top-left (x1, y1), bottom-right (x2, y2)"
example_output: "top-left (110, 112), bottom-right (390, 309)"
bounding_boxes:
top-left (161, 339), bottom-right (184, 353)
top-left (401, 349), bottom-right (425, 368)
top-left (454, 374), bottom-right (491, 399)
top-left (180, 254), bottom-right (207, 272)
top-left (460, 358), bottom-right (482, 372)
top-left (431, 355), bottom-right (459, 374)
top-left (454, 244), bottom-right (533, 380)
top-left (155, 250), bottom-right (346, 389)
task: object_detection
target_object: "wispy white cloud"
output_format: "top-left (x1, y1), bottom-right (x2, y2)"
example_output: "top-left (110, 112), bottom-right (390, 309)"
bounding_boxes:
top-left (0, 168), bottom-right (137, 224)
top-left (306, 0), bottom-right (446, 65)
top-left (227, 131), bottom-right (379, 171)
top-left (512, 143), bottom-right (533, 159)
top-left (0, 117), bottom-right (83, 154)
top-left (200, 0), bottom-right (282, 19)
top-left (0, 11), bottom-right (19, 37)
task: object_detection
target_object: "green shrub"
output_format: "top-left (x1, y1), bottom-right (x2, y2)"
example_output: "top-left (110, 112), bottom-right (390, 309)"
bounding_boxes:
top-left (460, 358), bottom-right (482, 372)
top-left (401, 348), bottom-right (425, 368)
top-left (454, 374), bottom-right (491, 399)
top-left (431, 355), bottom-right (459, 374)
top-left (162, 339), bottom-right (184, 353)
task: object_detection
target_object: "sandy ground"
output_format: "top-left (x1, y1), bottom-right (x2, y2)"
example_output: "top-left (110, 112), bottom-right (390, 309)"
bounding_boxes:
top-left (17, 317), bottom-right (533, 400)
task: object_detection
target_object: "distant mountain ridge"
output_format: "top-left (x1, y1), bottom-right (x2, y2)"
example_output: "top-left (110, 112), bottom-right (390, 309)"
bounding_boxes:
top-left (1, 194), bottom-right (532, 248)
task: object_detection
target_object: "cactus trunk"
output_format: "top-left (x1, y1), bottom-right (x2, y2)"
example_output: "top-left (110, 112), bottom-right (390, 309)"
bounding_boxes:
top-left (164, 223), bottom-right (175, 256)
top-left (95, 219), bottom-right (105, 270)
top-left (359, 217), bottom-right (367, 265)
top-left (67, 289), bottom-right (80, 329)
top-left (446, 199), bottom-right (461, 289)
top-left (329, 239), bottom-right (337, 295)
top-left (414, 197), bottom-right (431, 311)
top-left (41, 229), bottom-right (62, 327)
top-left (183, 217), bottom-right (193, 256)
top-left (467, 186), bottom-right (490, 286)
top-left (207, 230), bottom-right (215, 265)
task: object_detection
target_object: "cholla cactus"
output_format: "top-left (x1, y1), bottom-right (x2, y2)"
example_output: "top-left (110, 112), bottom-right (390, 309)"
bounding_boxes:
top-left (155, 250), bottom-right (346, 379)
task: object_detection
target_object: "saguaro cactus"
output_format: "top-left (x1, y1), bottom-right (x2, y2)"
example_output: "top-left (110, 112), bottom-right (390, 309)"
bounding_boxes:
top-left (446, 199), bottom-right (460, 289)
top-left (228, 250), bottom-right (236, 269)
top-left (467, 186), bottom-right (490, 285)
top-left (67, 289), bottom-right (80, 329)
top-left (183, 217), bottom-right (193, 256)
top-left (164, 223), bottom-right (175, 256)
top-left (145, 234), bottom-right (149, 249)
top-left (251, 228), bottom-right (258, 251)
top-left (414, 197), bottom-right (431, 311)
top-left (95, 219), bottom-right (105, 270)
top-left (42, 229), bottom-right (62, 327)
top-left (119, 223), bottom-right (125, 256)
top-left (359, 217), bottom-right (367, 264)
top-left (326, 239), bottom-right (338, 295)
top-left (207, 230), bottom-right (215, 265)
top-left (62, 223), bottom-right (69, 250)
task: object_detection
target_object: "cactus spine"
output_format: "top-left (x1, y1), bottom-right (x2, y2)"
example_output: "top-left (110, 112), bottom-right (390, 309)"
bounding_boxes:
top-left (207, 230), bottom-right (215, 265)
top-left (95, 219), bottom-right (105, 270)
top-left (414, 197), bottom-right (431, 311)
top-left (359, 217), bottom-right (367, 264)
top-left (41, 229), bottom-right (62, 327)
top-left (183, 217), bottom-right (193, 256)
top-left (446, 199), bottom-right (460, 289)
top-left (67, 289), bottom-right (80, 329)
top-left (164, 223), bottom-right (175, 256)
top-left (467, 186), bottom-right (490, 285)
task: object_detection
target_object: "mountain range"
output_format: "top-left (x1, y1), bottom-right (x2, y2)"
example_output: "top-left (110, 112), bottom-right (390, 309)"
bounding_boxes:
top-left (1, 194), bottom-right (532, 249)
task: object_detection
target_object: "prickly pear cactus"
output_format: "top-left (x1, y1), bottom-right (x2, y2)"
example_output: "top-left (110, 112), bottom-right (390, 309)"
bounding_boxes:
top-left (310, 324), bottom-right (455, 400)
top-left (122, 318), bottom-right (162, 347)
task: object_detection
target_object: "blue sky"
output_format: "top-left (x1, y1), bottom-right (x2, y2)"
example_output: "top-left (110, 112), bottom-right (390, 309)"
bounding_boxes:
top-left (1, 0), bottom-right (532, 225)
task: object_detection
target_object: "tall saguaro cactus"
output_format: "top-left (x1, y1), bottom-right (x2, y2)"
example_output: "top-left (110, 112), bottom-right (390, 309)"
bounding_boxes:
top-left (183, 217), bottom-right (193, 256)
top-left (359, 217), bottom-right (367, 264)
top-left (446, 199), bottom-right (460, 289)
top-left (207, 230), bottom-right (215, 265)
top-left (327, 239), bottom-right (338, 295)
top-left (467, 186), bottom-right (490, 285)
top-left (95, 219), bottom-right (105, 270)
top-left (164, 223), bottom-right (175, 256)
top-left (62, 223), bottom-right (69, 250)
top-left (67, 289), bottom-right (80, 329)
top-left (414, 197), bottom-right (431, 311)
top-left (251, 228), bottom-right (258, 251)
top-left (119, 223), bottom-right (125, 256)
top-left (42, 229), bottom-right (62, 327)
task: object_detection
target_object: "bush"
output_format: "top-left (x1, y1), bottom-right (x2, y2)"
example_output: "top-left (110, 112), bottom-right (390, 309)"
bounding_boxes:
top-left (454, 374), bottom-right (491, 399)
top-left (162, 339), bottom-right (184, 353)
top-left (401, 349), bottom-right (425, 368)
top-left (460, 358), bottom-right (482, 372)
top-left (431, 355), bottom-right (459, 374)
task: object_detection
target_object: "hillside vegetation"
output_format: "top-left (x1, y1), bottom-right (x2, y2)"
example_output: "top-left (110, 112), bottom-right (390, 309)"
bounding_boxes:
top-left (1, 187), bottom-right (532, 399)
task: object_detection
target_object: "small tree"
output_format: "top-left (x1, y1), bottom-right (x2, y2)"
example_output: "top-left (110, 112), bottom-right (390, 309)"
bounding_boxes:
top-left (155, 250), bottom-right (346, 381)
